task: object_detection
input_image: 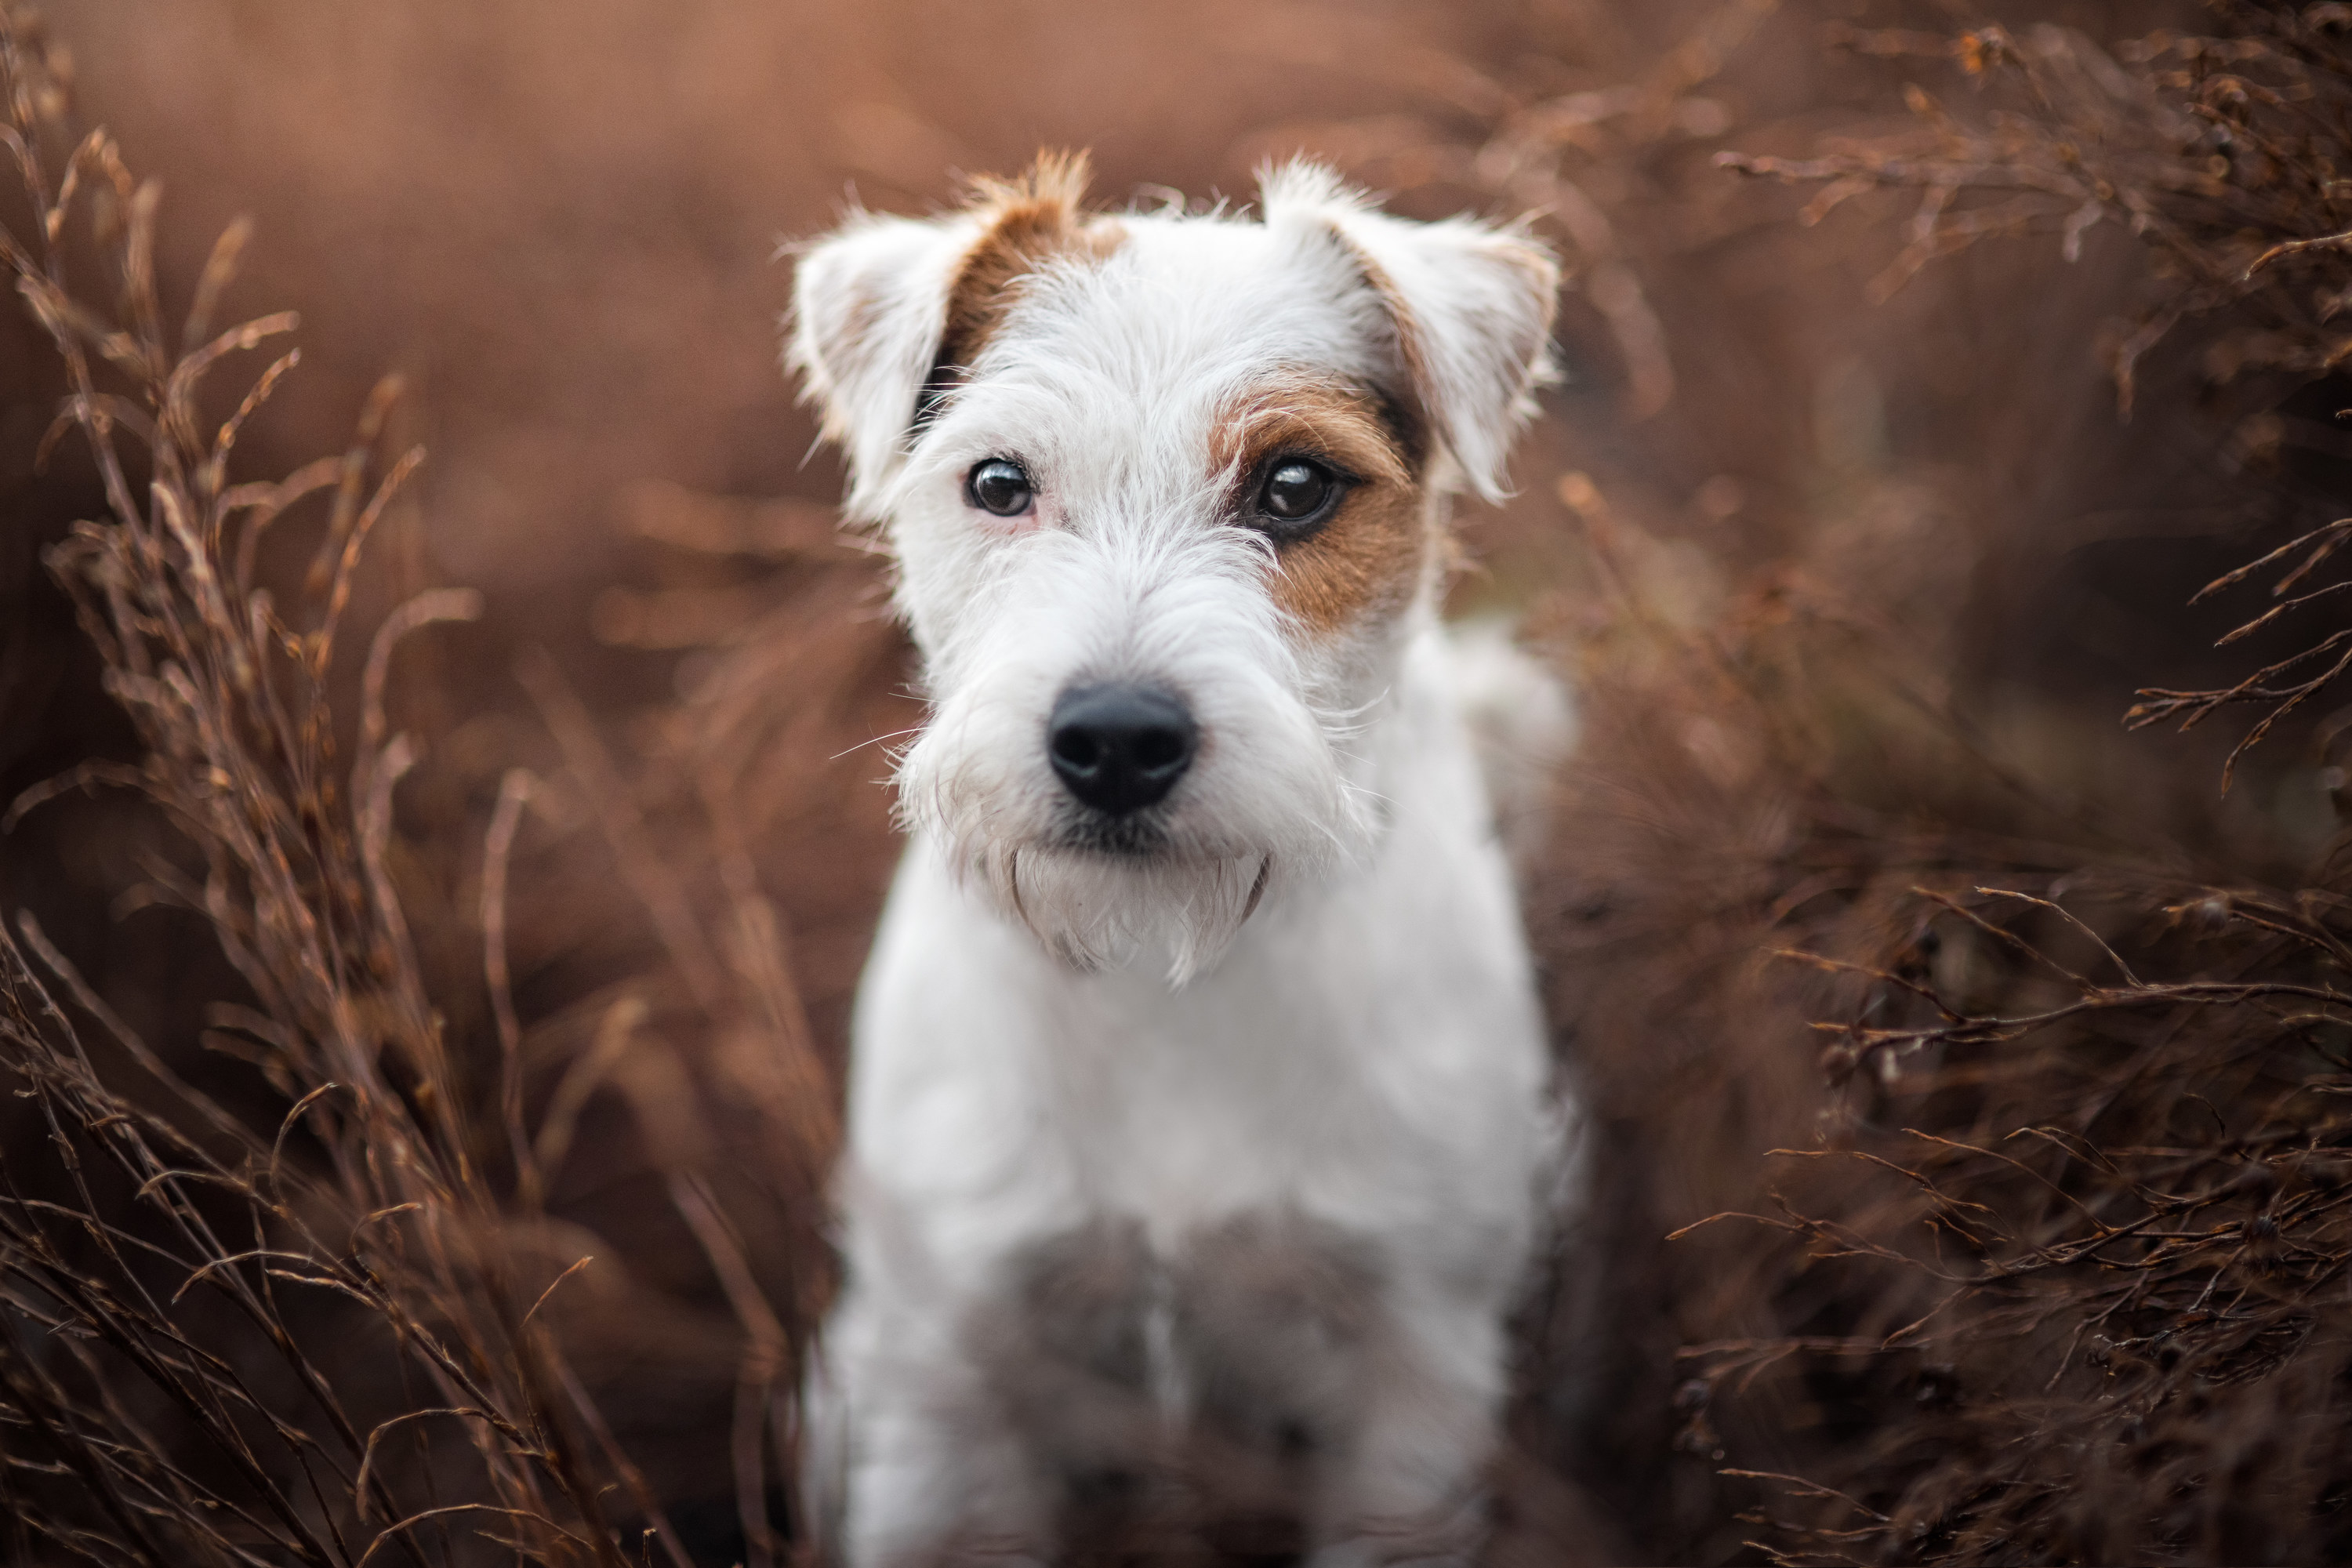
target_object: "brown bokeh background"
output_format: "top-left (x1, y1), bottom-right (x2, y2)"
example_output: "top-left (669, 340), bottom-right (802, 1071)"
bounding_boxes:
top-left (7, 1), bottom-right (2347, 1563)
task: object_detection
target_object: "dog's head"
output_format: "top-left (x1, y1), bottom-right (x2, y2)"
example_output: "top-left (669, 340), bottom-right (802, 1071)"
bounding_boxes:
top-left (789, 153), bottom-right (1556, 981)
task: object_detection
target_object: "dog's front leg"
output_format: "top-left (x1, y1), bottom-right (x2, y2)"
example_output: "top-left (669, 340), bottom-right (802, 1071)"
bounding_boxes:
top-left (1304, 1292), bottom-right (1504, 1567)
top-left (818, 1276), bottom-right (1059, 1567)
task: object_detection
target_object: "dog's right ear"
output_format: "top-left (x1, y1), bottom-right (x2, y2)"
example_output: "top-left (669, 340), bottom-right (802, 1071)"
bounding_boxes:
top-left (1260, 161), bottom-right (1559, 506)
top-left (788, 152), bottom-right (1101, 520)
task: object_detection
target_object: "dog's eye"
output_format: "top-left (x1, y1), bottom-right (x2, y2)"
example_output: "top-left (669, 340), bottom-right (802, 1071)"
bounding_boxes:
top-left (1254, 459), bottom-right (1339, 536)
top-left (966, 459), bottom-right (1034, 517)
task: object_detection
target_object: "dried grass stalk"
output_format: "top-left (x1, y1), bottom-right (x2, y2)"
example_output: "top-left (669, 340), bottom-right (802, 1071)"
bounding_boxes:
top-left (0, 9), bottom-right (704, 1563)
top-left (1653, 7), bottom-right (2352, 1562)
top-left (1717, 7), bottom-right (2352, 412)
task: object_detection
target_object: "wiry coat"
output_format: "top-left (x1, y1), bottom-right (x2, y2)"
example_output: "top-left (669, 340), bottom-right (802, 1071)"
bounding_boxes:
top-left (789, 154), bottom-right (1571, 1565)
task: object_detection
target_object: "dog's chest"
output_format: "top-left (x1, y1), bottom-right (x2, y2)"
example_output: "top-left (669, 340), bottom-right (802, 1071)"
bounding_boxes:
top-left (1035, 945), bottom-right (1507, 1243)
top-left (1044, 967), bottom-right (1398, 1227)
top-left (850, 797), bottom-right (1551, 1296)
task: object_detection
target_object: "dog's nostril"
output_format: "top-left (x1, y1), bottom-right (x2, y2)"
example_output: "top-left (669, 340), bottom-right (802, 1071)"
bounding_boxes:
top-left (1052, 728), bottom-right (1103, 770)
top-left (1131, 727), bottom-right (1185, 773)
top-left (1047, 685), bottom-right (1197, 818)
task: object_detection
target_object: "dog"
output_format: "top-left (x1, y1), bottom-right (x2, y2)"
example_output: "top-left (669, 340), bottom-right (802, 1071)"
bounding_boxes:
top-left (788, 151), bottom-right (1570, 1565)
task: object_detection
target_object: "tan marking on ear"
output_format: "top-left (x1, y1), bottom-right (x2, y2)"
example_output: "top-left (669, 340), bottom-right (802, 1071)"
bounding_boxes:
top-left (1323, 236), bottom-right (1439, 464)
top-left (931, 151), bottom-right (1125, 400)
top-left (1216, 379), bottom-right (1430, 641)
top-left (1320, 220), bottom-right (1557, 481)
top-left (1489, 235), bottom-right (1565, 333)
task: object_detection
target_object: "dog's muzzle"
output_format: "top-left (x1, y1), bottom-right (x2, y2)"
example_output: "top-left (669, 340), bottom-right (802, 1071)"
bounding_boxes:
top-left (1047, 684), bottom-right (1196, 816)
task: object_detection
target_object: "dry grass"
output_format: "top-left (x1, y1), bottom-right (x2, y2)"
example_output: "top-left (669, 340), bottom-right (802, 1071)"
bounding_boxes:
top-left (1533, 7), bottom-right (2352, 1563)
top-left (0, 9), bottom-right (835, 1563)
top-left (1719, 9), bottom-right (2352, 412)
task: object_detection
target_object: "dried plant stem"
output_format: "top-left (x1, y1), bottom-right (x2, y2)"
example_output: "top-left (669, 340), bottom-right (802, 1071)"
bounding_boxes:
top-left (0, 9), bottom-right (688, 1563)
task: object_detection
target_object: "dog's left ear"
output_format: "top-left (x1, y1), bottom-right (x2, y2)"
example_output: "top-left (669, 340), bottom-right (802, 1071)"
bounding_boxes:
top-left (788, 152), bottom-right (1100, 518)
top-left (1261, 162), bottom-right (1560, 504)
top-left (786, 210), bottom-right (977, 516)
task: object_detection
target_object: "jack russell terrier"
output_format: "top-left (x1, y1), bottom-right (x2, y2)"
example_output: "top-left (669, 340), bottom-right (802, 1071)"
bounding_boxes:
top-left (788, 151), bottom-right (1572, 1565)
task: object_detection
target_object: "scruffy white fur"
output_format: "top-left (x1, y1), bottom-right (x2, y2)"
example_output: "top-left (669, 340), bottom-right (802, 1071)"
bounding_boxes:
top-left (789, 158), bottom-right (1570, 1565)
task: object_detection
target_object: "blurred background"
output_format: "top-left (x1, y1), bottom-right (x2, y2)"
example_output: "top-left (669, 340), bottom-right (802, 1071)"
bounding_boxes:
top-left (6, 0), bottom-right (2350, 1563)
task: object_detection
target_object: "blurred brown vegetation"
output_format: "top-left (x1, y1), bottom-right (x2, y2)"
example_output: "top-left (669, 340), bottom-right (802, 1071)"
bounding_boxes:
top-left (7, 0), bottom-right (2352, 1563)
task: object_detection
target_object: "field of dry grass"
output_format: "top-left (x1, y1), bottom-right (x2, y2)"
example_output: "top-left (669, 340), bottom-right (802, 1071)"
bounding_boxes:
top-left (5, 0), bottom-right (2352, 1563)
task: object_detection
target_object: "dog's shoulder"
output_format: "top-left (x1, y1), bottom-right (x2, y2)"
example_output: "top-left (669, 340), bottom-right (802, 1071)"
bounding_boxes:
top-left (1440, 617), bottom-right (1576, 877)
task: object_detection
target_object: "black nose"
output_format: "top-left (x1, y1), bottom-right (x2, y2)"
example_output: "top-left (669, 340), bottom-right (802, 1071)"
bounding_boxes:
top-left (1047, 685), bottom-right (1197, 816)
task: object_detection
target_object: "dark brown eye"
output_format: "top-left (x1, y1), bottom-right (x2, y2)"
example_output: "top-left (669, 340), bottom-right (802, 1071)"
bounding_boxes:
top-left (967, 459), bottom-right (1034, 517)
top-left (1254, 459), bottom-right (1339, 536)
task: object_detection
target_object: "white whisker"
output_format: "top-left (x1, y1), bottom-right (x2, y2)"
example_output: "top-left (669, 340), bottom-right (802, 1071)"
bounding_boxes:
top-left (829, 724), bottom-right (928, 764)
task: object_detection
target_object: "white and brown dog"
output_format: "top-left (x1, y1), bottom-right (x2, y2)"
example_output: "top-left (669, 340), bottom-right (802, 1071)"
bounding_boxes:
top-left (789, 153), bottom-right (1571, 1565)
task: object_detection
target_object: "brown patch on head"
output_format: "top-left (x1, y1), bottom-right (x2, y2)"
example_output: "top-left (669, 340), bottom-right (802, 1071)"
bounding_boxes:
top-left (1215, 376), bottom-right (1430, 640)
top-left (917, 151), bottom-right (1124, 427)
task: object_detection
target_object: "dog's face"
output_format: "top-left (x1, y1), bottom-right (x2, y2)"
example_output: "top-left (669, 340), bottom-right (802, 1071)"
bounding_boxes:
top-left (790, 155), bottom-right (1556, 981)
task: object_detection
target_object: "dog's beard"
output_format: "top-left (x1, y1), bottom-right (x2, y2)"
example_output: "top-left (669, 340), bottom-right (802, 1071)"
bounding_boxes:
top-left (897, 655), bottom-right (1377, 985)
top-left (901, 743), bottom-right (1371, 984)
top-left (965, 839), bottom-right (1276, 985)
top-left (902, 751), bottom-right (1357, 985)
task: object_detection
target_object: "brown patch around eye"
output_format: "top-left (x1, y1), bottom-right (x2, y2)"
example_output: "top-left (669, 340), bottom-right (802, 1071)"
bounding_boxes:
top-left (920, 151), bottom-right (1125, 427)
top-left (1217, 381), bottom-right (1430, 640)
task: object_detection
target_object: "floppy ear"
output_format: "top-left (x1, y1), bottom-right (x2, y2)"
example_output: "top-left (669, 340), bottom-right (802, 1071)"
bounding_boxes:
top-left (1261, 161), bottom-right (1560, 504)
top-left (786, 152), bottom-right (1101, 519)
top-left (786, 212), bottom-right (973, 517)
